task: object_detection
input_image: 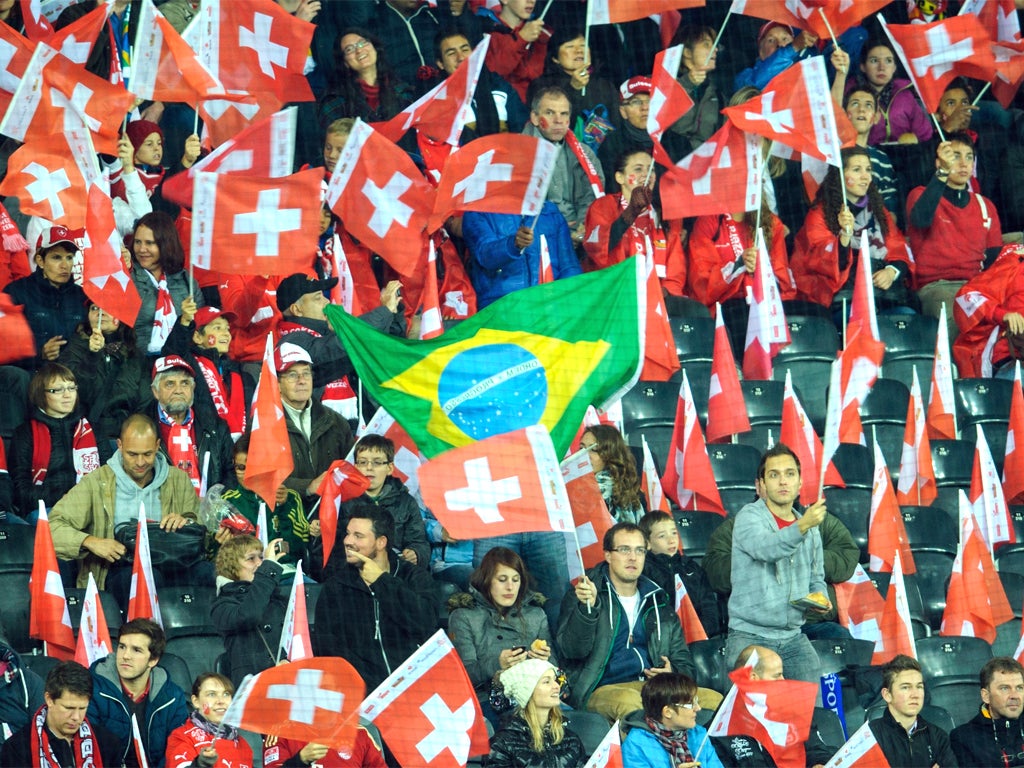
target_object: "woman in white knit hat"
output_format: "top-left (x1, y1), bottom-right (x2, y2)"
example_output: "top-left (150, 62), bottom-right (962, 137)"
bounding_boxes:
top-left (487, 658), bottom-right (586, 768)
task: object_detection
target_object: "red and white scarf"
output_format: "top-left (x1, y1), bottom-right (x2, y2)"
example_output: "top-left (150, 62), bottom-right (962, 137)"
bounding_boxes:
top-left (565, 131), bottom-right (605, 200)
top-left (193, 356), bottom-right (247, 440)
top-left (145, 271), bottom-right (177, 354)
top-left (30, 417), bottom-right (100, 486)
top-left (158, 409), bottom-right (200, 490)
top-left (30, 705), bottom-right (104, 768)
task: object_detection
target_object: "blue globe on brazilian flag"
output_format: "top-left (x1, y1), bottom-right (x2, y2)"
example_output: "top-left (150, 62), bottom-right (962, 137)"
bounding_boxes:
top-left (325, 256), bottom-right (645, 458)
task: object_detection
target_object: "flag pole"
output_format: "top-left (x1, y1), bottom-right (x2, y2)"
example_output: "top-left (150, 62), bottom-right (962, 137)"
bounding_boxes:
top-left (570, 526), bottom-right (592, 614)
top-left (706, 11), bottom-right (731, 67)
top-left (817, 9), bottom-right (842, 69)
top-left (972, 81), bottom-right (991, 106)
top-left (582, 10), bottom-right (591, 97)
top-left (193, 103), bottom-right (200, 136)
top-left (536, 0), bottom-right (556, 22)
top-left (305, 497), bottom-right (322, 522)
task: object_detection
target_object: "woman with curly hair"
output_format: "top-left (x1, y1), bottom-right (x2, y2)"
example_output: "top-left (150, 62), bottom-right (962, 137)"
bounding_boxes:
top-left (448, 547), bottom-right (554, 725)
top-left (317, 27), bottom-right (414, 129)
top-left (130, 211), bottom-right (204, 356)
top-left (790, 146), bottom-right (915, 313)
top-left (580, 425), bottom-right (645, 524)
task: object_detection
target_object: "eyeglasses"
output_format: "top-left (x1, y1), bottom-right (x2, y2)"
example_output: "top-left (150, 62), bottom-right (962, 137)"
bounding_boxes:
top-left (355, 459), bottom-right (391, 469)
top-left (280, 370), bottom-right (312, 382)
top-left (233, 464), bottom-right (246, 472)
top-left (342, 39), bottom-right (371, 56)
top-left (609, 546), bottom-right (646, 557)
top-left (45, 386), bottom-right (78, 395)
top-left (676, 698), bottom-right (700, 710)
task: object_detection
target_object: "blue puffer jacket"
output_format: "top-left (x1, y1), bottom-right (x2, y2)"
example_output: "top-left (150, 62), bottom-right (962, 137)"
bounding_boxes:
top-left (463, 202), bottom-right (580, 309)
top-left (87, 654), bottom-right (189, 768)
top-left (3, 268), bottom-right (87, 362)
top-left (622, 713), bottom-right (724, 768)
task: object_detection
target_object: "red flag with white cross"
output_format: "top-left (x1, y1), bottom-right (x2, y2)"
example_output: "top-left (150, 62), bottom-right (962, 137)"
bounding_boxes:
top-left (222, 657), bottom-right (364, 750)
top-left (29, 505), bottom-right (74, 656)
top-left (190, 167), bottom-right (322, 276)
top-left (359, 631), bottom-right (490, 767)
top-left (325, 119), bottom-right (435, 279)
top-left (82, 183), bottom-right (143, 327)
top-left (418, 425), bottom-right (574, 540)
top-left (245, 335), bottom-right (295, 508)
top-left (316, 460), bottom-right (372, 568)
top-left (127, 502), bottom-right (162, 624)
top-left (561, 449), bottom-right (614, 576)
top-left (661, 371), bottom-right (726, 515)
top-left (0, 16), bottom-right (38, 117)
top-left (648, 45), bottom-right (693, 167)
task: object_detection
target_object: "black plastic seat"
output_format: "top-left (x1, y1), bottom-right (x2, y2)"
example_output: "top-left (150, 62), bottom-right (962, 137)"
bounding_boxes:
top-left (992, 620), bottom-right (1023, 658)
top-left (868, 571), bottom-right (929, 636)
top-left (862, 378), bottom-right (912, 480)
top-left (916, 635), bottom-right (993, 680)
top-left (670, 316), bottom-right (714, 365)
top-left (156, 586), bottom-right (217, 638)
top-left (674, 511), bottom-right (727, 561)
top-left (1000, 571), bottom-right (1024, 619)
top-left (688, 636), bottom-right (731, 694)
top-left (772, 316), bottom-right (841, 434)
top-left (829, 444), bottom-right (874, 491)
top-left (810, 638), bottom-right (875, 680)
top-left (899, 506), bottom-right (958, 556)
top-left (664, 296), bottom-right (711, 319)
top-left (707, 443), bottom-right (761, 490)
top-left (926, 677), bottom-right (986, 728)
top-left (626, 424), bottom-right (674, 478)
top-left (0, 572), bottom-right (36, 653)
top-left (910, 551), bottom-right (955, 630)
top-left (955, 378), bottom-right (1013, 426)
top-left (825, 488), bottom-right (871, 563)
top-left (877, 314), bottom-right (938, 391)
top-left (931, 440), bottom-right (975, 486)
top-left (737, 379), bottom-right (784, 453)
top-left (620, 380), bottom-right (679, 430)
top-left (0, 525), bottom-right (36, 574)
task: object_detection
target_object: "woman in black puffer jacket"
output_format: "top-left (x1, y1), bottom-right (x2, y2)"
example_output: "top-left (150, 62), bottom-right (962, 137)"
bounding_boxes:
top-left (210, 534), bottom-right (288, 687)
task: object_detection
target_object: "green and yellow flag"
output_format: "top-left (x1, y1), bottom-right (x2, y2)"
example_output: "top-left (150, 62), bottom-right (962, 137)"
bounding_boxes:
top-left (325, 256), bottom-right (645, 458)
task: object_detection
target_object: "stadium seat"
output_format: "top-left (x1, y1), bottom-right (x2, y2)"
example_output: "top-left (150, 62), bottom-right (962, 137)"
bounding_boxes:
top-left (1000, 571), bottom-right (1024, 619)
top-left (20, 652), bottom-right (60, 680)
top-left (926, 678), bottom-right (984, 729)
top-left (664, 296), bottom-right (711, 319)
top-left (689, 636), bottom-right (731, 694)
top-left (157, 586), bottom-right (225, 681)
top-left (0, 572), bottom-right (37, 653)
top-left (996, 546), bottom-right (1024, 580)
top-left (899, 506), bottom-right (958, 556)
top-left (916, 636), bottom-right (993, 681)
top-left (861, 378), bottom-right (911, 480)
top-left (828, 444), bottom-right (874, 491)
top-left (159, 651), bottom-right (194, 694)
top-left (930, 439), bottom-right (974, 515)
top-left (812, 708), bottom-right (846, 756)
top-left (877, 314), bottom-right (938, 391)
top-left (737, 379), bottom-right (783, 453)
top-left (867, 702), bottom-right (955, 734)
top-left (568, 710), bottom-right (616, 755)
top-left (992, 621), bottom-right (1023, 658)
top-left (772, 316), bottom-right (840, 433)
top-left (674, 511), bottom-right (727, 561)
top-left (625, 424), bottom-right (674, 477)
top-left (810, 638), bottom-right (875, 681)
top-left (670, 316), bottom-right (715, 365)
top-left (707, 443), bottom-right (760, 491)
top-left (64, 588), bottom-right (123, 640)
top-left (955, 378), bottom-right (1013, 425)
top-left (868, 571), bottom-right (930, 638)
top-left (0, 524), bottom-right (36, 574)
top-left (824, 488), bottom-right (871, 563)
top-left (620, 380), bottom-right (679, 430)
top-left (909, 552), bottom-right (955, 631)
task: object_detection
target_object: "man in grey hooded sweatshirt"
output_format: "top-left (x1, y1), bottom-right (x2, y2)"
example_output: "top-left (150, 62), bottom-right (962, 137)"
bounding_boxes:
top-left (50, 413), bottom-right (201, 607)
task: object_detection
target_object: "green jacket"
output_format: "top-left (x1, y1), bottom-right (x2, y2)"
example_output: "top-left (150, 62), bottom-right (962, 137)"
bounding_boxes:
top-left (221, 485), bottom-right (308, 566)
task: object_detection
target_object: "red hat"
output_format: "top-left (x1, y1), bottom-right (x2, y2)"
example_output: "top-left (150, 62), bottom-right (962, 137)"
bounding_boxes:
top-left (274, 342), bottom-right (313, 373)
top-left (757, 21), bottom-right (793, 47)
top-left (619, 76), bottom-right (652, 102)
top-left (124, 119), bottom-right (163, 152)
top-left (36, 225), bottom-right (81, 252)
top-left (152, 355), bottom-right (195, 378)
top-left (193, 306), bottom-right (237, 329)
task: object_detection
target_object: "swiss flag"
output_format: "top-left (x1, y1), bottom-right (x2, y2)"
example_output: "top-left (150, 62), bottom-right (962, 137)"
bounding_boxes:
top-left (581, 722), bottom-right (622, 768)
top-left (962, 0), bottom-right (1024, 107)
top-left (1007, 363), bottom-right (1024, 504)
top-left (823, 721), bottom-right (891, 768)
top-left (190, 167), bottom-right (322, 277)
top-left (707, 305), bottom-right (751, 443)
top-left (0, 20), bottom-right (38, 119)
top-left (661, 120), bottom-right (762, 219)
top-left (420, 240), bottom-right (443, 341)
top-left (780, 370), bottom-right (844, 506)
top-left (429, 133), bottom-right (556, 232)
top-left (29, 505), bottom-right (74, 656)
top-left (199, 88), bottom-right (284, 150)
top-left (743, 235), bottom-right (790, 381)
top-left (162, 107), bottom-right (297, 208)
top-left (359, 631), bottom-right (490, 767)
top-left (325, 119), bottom-right (434, 280)
top-left (244, 335), bottom-right (295, 508)
top-left (820, 360), bottom-right (844, 495)
top-left (723, 57), bottom-right (853, 167)
top-left (587, 0), bottom-right (703, 25)
top-left (648, 45), bottom-right (694, 167)
top-left (127, 503), bottom-right (162, 625)
top-left (194, 0), bottom-right (314, 103)
top-left (661, 371), bottom-right (726, 515)
top-left (49, 2), bottom-right (109, 68)
top-left (868, 442), bottom-right (916, 575)
top-left (74, 573), bottom-right (112, 668)
top-left (880, 16), bottom-right (996, 113)
top-left (279, 561), bottom-right (313, 662)
top-left (132, 0), bottom-right (233, 103)
top-left (330, 235), bottom-right (363, 316)
top-left (0, 133), bottom-right (91, 227)
top-left (707, 664), bottom-right (817, 768)
top-left (373, 35), bottom-right (490, 146)
top-left (561, 449), bottom-right (615, 578)
top-left (356, 408), bottom-right (425, 501)
top-left (641, 249), bottom-right (680, 382)
top-left (223, 658), bottom-right (364, 751)
top-left (674, 574), bottom-right (708, 644)
top-left (419, 425), bottom-right (574, 540)
top-left (927, 305), bottom-right (958, 440)
top-left (969, 425), bottom-right (1016, 552)
top-left (872, 550), bottom-right (917, 664)
top-left (316, 460), bottom-right (372, 568)
top-left (82, 184), bottom-right (143, 327)
top-left (0, 44), bottom-right (136, 155)
top-left (19, 0), bottom-right (55, 42)
top-left (732, 1), bottom-right (891, 40)
top-left (940, 490), bottom-right (1014, 643)
top-left (897, 367), bottom-right (937, 507)
top-left (835, 564), bottom-right (886, 652)
top-left (640, 435), bottom-right (670, 514)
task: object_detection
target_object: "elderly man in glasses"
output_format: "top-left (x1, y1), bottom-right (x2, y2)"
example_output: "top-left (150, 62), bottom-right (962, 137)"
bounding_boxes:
top-left (557, 522), bottom-right (718, 725)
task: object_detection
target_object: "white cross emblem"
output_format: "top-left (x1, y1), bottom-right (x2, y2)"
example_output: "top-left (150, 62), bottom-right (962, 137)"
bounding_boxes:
top-left (267, 669), bottom-right (345, 724)
top-left (361, 173), bottom-right (414, 238)
top-left (743, 91), bottom-right (793, 134)
top-left (170, 432), bottom-right (192, 454)
top-left (444, 457), bottom-right (522, 524)
top-left (692, 144), bottom-right (730, 196)
top-left (239, 13), bottom-right (289, 78)
top-left (58, 33), bottom-right (91, 64)
top-left (0, 38), bottom-right (20, 92)
top-left (451, 149), bottom-right (513, 204)
top-left (415, 693), bottom-right (475, 763)
top-left (744, 691), bottom-right (793, 747)
top-left (204, 96), bottom-right (261, 121)
top-left (911, 26), bottom-right (976, 80)
top-left (24, 162), bottom-right (70, 219)
top-left (214, 150), bottom-right (255, 173)
top-left (233, 188), bottom-right (302, 256)
top-left (51, 83), bottom-right (101, 134)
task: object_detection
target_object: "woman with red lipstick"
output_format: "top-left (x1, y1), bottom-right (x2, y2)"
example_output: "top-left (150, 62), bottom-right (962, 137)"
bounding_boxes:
top-left (166, 673), bottom-right (253, 768)
top-left (448, 547), bottom-right (555, 725)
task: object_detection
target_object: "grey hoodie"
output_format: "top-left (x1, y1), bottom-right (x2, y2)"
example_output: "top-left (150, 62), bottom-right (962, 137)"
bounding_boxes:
top-left (109, 449), bottom-right (170, 531)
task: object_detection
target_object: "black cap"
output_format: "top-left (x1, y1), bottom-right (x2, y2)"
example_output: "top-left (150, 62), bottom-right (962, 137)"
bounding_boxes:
top-left (276, 273), bottom-right (339, 313)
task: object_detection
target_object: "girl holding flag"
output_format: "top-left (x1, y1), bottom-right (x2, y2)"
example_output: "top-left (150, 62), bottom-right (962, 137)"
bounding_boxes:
top-left (166, 673), bottom-right (253, 768)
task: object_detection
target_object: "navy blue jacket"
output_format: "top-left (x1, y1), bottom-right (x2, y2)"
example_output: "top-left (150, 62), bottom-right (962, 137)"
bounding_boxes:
top-left (4, 269), bottom-right (87, 364)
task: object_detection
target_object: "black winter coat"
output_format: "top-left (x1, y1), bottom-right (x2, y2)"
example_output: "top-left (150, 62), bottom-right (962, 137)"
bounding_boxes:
top-left (870, 708), bottom-right (958, 768)
top-left (4, 269), bottom-right (87, 366)
top-left (485, 715), bottom-right (585, 768)
top-left (11, 409), bottom-right (86, 515)
top-left (951, 706), bottom-right (1024, 767)
top-left (643, 550), bottom-right (723, 637)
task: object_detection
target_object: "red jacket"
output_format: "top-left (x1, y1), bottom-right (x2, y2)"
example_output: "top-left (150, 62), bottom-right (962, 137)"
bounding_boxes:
top-left (263, 729), bottom-right (387, 768)
top-left (484, 20), bottom-right (550, 103)
top-left (166, 721), bottom-right (253, 768)
top-left (953, 244), bottom-right (1024, 377)
top-left (791, 204), bottom-right (912, 307)
top-left (687, 212), bottom-right (795, 307)
top-left (583, 194), bottom-right (686, 295)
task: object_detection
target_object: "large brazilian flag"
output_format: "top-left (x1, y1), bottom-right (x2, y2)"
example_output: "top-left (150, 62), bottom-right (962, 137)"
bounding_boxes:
top-left (325, 256), bottom-right (645, 458)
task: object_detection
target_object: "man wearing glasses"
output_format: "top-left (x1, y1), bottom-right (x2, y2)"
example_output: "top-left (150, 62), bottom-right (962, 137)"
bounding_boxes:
top-left (556, 522), bottom-right (699, 724)
top-left (275, 343), bottom-right (353, 511)
top-left (725, 444), bottom-right (829, 686)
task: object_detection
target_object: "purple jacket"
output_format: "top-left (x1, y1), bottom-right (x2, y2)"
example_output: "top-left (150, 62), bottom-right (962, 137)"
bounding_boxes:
top-left (867, 78), bottom-right (934, 145)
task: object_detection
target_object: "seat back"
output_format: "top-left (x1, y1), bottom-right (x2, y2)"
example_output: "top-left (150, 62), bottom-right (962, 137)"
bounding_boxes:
top-left (899, 506), bottom-right (958, 556)
top-left (930, 440), bottom-right (975, 486)
top-left (0, 525), bottom-right (36, 574)
top-left (670, 316), bottom-right (714, 365)
top-left (674, 511), bottom-right (728, 561)
top-left (156, 586), bottom-right (217, 639)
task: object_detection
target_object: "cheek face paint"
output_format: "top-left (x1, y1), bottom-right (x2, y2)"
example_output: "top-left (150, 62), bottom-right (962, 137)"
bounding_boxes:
top-left (202, 703), bottom-right (212, 715)
top-left (207, 334), bottom-right (217, 347)
top-left (538, 117), bottom-right (550, 131)
top-left (626, 175), bottom-right (638, 187)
